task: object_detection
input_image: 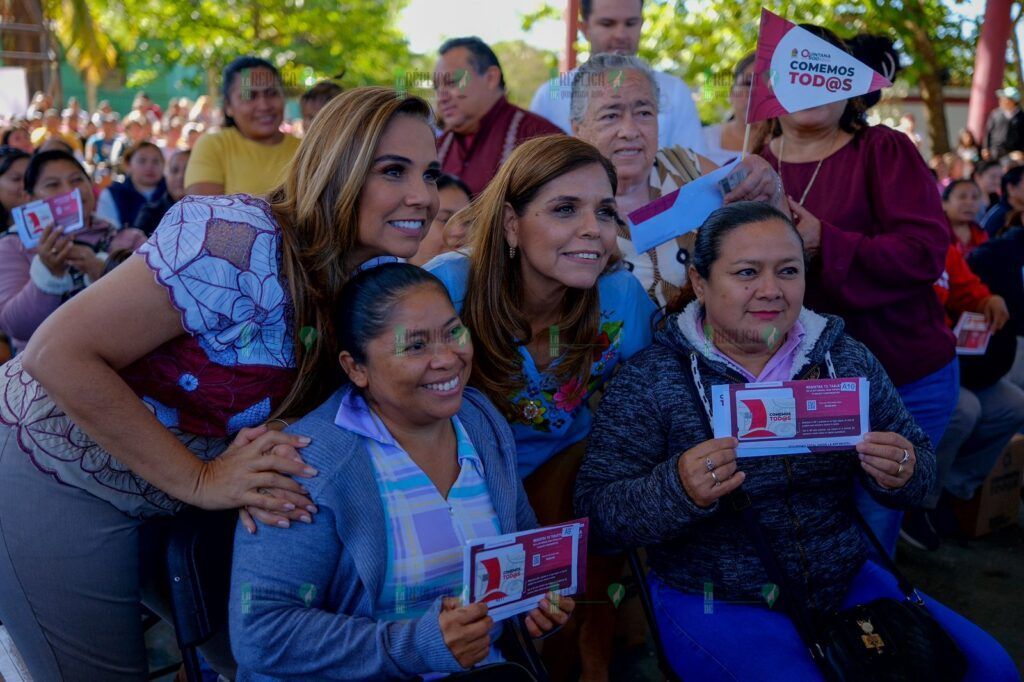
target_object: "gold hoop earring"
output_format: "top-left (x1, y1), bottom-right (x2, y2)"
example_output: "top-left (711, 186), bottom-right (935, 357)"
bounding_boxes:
top-left (509, 245), bottom-right (517, 259)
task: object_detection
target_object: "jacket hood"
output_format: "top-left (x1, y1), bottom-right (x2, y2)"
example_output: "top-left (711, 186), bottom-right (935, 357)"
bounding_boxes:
top-left (655, 300), bottom-right (847, 379)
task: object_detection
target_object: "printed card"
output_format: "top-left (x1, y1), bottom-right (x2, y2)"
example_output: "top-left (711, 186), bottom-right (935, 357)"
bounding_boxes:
top-left (953, 312), bottom-right (991, 356)
top-left (712, 378), bottom-right (870, 456)
top-left (11, 190), bottom-right (85, 249)
top-left (462, 519), bottom-right (588, 622)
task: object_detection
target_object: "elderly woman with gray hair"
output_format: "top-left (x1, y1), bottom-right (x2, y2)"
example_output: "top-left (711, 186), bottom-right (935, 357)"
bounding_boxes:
top-left (571, 53), bottom-right (785, 306)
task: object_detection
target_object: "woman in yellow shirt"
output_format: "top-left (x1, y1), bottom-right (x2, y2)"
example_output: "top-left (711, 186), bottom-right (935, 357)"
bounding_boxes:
top-left (185, 56), bottom-right (300, 197)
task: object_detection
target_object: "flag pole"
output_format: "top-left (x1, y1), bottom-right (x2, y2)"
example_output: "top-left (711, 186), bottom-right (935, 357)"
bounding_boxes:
top-left (740, 66), bottom-right (756, 160)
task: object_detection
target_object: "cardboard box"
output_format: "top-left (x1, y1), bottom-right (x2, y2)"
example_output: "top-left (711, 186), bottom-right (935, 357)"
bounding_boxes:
top-left (952, 435), bottom-right (1024, 539)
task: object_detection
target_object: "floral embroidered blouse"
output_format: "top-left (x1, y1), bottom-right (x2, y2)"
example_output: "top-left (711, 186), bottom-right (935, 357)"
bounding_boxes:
top-left (0, 194), bottom-right (297, 517)
top-left (425, 251), bottom-right (656, 478)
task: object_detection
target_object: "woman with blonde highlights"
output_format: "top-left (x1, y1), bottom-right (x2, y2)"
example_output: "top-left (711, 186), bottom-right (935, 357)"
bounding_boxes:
top-left (0, 86), bottom-right (441, 681)
top-left (425, 134), bottom-right (656, 679)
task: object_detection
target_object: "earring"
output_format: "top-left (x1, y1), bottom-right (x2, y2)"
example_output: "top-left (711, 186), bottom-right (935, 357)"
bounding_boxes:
top-left (509, 245), bottom-right (517, 259)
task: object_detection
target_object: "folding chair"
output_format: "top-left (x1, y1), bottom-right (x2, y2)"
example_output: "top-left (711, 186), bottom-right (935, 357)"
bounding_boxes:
top-left (626, 548), bottom-right (683, 682)
top-left (164, 509), bottom-right (238, 682)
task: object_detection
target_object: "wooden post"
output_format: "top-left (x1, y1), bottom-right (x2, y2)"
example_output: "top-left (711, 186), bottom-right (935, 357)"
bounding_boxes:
top-left (563, 0), bottom-right (580, 72)
top-left (966, 0), bottom-right (1014, 145)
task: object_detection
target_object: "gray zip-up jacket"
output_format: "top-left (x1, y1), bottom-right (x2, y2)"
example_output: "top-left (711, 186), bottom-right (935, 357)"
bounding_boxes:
top-left (575, 302), bottom-right (935, 611)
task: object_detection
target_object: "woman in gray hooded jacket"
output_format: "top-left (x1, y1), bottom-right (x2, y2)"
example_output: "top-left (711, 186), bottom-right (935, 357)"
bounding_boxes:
top-left (574, 202), bottom-right (1017, 681)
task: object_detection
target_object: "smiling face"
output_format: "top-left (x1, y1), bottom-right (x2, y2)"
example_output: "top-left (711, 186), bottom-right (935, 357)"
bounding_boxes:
top-left (31, 159), bottom-right (95, 216)
top-left (691, 219), bottom-right (805, 359)
top-left (0, 157), bottom-right (29, 213)
top-left (505, 163), bottom-right (618, 293)
top-left (127, 145), bottom-right (165, 189)
top-left (225, 67), bottom-right (286, 143)
top-left (434, 46), bottom-right (502, 134)
top-left (353, 115), bottom-right (441, 264)
top-left (943, 182), bottom-right (982, 225)
top-left (581, 0), bottom-right (644, 55)
top-left (572, 69), bottom-right (658, 190)
top-left (341, 283), bottom-right (473, 427)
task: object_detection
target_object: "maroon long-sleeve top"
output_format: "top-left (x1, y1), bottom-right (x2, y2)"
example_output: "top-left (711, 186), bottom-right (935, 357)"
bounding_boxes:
top-left (761, 125), bottom-right (955, 386)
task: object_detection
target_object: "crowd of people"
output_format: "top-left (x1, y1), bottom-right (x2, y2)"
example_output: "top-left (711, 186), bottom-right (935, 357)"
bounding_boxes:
top-left (0, 0), bottom-right (1021, 681)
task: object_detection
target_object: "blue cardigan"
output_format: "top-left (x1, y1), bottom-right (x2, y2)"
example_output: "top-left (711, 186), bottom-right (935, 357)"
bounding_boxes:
top-left (230, 386), bottom-right (538, 681)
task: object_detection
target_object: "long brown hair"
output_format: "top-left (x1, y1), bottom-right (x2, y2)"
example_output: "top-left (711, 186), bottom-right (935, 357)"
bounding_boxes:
top-left (462, 135), bottom-right (617, 415)
top-left (268, 86), bottom-right (433, 419)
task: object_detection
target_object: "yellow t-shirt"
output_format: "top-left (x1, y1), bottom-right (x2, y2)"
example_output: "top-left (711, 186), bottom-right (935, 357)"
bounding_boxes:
top-left (184, 126), bottom-right (300, 196)
top-left (30, 128), bottom-right (83, 153)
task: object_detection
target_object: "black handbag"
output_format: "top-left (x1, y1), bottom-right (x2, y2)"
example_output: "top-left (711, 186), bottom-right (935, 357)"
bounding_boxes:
top-left (728, 491), bottom-right (968, 682)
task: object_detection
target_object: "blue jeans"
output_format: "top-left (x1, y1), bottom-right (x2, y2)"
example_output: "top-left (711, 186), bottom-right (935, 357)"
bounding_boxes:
top-left (649, 561), bottom-right (1019, 682)
top-left (930, 381), bottom-right (1024, 506)
top-left (855, 358), bottom-right (960, 555)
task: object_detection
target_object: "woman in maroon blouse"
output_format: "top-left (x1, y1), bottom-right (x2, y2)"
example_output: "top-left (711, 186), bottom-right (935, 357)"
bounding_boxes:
top-left (758, 25), bottom-right (957, 555)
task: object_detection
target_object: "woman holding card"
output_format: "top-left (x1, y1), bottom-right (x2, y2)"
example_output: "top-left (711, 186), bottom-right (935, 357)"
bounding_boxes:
top-left (570, 53), bottom-right (784, 307)
top-left (0, 149), bottom-right (146, 352)
top-left (425, 135), bottom-right (655, 680)
top-left (757, 25), bottom-right (957, 555)
top-left (230, 262), bottom-right (573, 680)
top-left (904, 243), bottom-right (1023, 551)
top-left (0, 88), bottom-right (448, 682)
top-left (575, 202), bottom-right (1016, 680)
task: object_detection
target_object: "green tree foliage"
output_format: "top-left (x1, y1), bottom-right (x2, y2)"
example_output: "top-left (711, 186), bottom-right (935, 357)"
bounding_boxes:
top-left (47, 0), bottom-right (118, 86)
top-left (638, 1), bottom-right (973, 118)
top-left (491, 40), bottom-right (559, 107)
top-left (96, 0), bottom-right (415, 93)
top-left (525, 0), bottom-right (978, 153)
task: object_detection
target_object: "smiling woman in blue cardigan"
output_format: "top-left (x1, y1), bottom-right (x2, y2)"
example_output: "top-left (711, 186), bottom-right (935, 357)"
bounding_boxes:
top-left (229, 263), bottom-right (574, 681)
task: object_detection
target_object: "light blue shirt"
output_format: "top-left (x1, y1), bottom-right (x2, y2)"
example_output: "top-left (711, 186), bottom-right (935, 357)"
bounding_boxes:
top-left (425, 251), bottom-right (656, 477)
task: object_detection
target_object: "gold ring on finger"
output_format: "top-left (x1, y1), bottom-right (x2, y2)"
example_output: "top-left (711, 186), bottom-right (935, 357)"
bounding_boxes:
top-left (896, 463), bottom-right (904, 476)
top-left (710, 470), bottom-right (721, 486)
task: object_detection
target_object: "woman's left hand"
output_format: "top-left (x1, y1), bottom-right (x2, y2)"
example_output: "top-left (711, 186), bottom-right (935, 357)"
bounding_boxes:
top-left (856, 432), bottom-right (916, 489)
top-left (236, 425), bottom-right (319, 533)
top-left (723, 155), bottom-right (785, 211)
top-left (524, 591), bottom-right (575, 638)
top-left (66, 244), bottom-right (106, 281)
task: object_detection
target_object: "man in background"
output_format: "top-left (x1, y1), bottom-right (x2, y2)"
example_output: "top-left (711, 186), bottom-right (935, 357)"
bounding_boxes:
top-left (435, 36), bottom-right (562, 195)
top-left (530, 0), bottom-right (704, 152)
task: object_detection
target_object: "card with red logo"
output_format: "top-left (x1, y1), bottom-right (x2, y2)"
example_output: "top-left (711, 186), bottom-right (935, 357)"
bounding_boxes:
top-left (12, 190), bottom-right (85, 249)
top-left (712, 378), bottom-right (870, 456)
top-left (952, 312), bottom-right (991, 356)
top-left (462, 518), bottom-right (588, 622)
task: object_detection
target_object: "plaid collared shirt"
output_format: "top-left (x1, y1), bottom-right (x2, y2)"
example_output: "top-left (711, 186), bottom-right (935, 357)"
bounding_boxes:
top-left (334, 389), bottom-right (503, 622)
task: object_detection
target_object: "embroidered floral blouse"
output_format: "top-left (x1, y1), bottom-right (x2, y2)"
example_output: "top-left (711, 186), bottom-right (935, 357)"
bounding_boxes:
top-left (425, 251), bottom-right (656, 478)
top-left (0, 194), bottom-right (297, 517)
